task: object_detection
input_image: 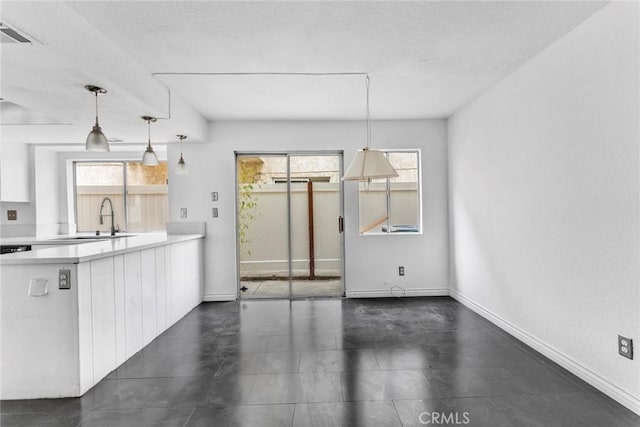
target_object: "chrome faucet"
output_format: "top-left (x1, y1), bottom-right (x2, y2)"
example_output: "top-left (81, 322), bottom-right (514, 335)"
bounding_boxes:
top-left (99, 197), bottom-right (116, 236)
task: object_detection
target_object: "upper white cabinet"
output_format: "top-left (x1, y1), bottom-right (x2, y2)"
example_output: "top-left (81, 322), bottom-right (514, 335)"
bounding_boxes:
top-left (0, 141), bottom-right (31, 202)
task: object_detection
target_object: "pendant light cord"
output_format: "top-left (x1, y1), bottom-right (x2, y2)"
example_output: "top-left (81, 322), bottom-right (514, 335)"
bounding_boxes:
top-left (94, 92), bottom-right (100, 126)
top-left (365, 74), bottom-right (371, 150)
top-left (147, 119), bottom-right (151, 148)
top-left (179, 135), bottom-right (185, 158)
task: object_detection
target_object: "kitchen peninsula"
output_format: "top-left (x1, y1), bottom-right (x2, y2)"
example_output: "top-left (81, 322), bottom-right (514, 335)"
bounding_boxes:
top-left (0, 233), bottom-right (204, 399)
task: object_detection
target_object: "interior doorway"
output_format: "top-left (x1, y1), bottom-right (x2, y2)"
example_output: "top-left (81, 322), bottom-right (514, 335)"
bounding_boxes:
top-left (235, 152), bottom-right (344, 299)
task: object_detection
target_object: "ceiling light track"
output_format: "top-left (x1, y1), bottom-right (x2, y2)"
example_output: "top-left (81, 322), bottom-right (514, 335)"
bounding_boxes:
top-left (152, 71), bottom-right (396, 181)
top-left (150, 86), bottom-right (172, 121)
top-left (151, 72), bottom-right (367, 77)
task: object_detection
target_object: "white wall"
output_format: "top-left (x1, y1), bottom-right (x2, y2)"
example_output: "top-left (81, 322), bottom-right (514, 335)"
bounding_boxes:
top-left (168, 119), bottom-right (449, 300)
top-left (448, 2), bottom-right (639, 413)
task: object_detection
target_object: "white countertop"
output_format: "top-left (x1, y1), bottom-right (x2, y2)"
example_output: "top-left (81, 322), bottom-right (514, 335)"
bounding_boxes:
top-left (1, 233), bottom-right (141, 246)
top-left (0, 233), bottom-right (204, 265)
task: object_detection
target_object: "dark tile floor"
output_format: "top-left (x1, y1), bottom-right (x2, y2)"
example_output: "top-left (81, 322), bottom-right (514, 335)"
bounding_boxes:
top-left (2, 297), bottom-right (638, 426)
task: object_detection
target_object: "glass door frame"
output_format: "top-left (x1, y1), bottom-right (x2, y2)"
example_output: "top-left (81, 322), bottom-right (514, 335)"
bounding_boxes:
top-left (234, 150), bottom-right (345, 300)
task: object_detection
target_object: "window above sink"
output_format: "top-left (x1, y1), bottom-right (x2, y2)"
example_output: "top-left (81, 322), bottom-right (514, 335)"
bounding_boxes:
top-left (73, 161), bottom-right (168, 234)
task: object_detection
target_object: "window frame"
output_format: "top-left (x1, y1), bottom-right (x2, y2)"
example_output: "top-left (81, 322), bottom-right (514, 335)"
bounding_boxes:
top-left (73, 160), bottom-right (168, 233)
top-left (357, 148), bottom-right (423, 236)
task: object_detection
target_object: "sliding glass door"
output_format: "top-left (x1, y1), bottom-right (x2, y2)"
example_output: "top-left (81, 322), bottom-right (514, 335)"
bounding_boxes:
top-left (236, 152), bottom-right (344, 299)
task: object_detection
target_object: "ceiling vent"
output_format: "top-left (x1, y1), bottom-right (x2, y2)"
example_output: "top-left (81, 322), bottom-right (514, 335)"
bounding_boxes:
top-left (0, 22), bottom-right (32, 44)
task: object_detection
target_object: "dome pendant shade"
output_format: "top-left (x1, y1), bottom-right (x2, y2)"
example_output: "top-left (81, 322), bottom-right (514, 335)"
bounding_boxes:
top-left (342, 148), bottom-right (398, 181)
top-left (86, 124), bottom-right (110, 152)
top-left (140, 115), bottom-right (158, 166)
top-left (175, 155), bottom-right (188, 175)
top-left (142, 144), bottom-right (159, 166)
top-left (84, 85), bottom-right (110, 152)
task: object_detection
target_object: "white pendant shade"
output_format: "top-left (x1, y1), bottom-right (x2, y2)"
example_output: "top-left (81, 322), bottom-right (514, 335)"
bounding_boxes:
top-left (142, 145), bottom-right (159, 166)
top-left (175, 156), bottom-right (188, 174)
top-left (342, 75), bottom-right (398, 182)
top-left (343, 148), bottom-right (399, 181)
top-left (85, 124), bottom-right (110, 152)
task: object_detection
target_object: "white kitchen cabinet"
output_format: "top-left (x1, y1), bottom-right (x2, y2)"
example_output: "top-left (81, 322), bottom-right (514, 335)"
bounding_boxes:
top-left (155, 247), bottom-right (168, 333)
top-left (0, 141), bottom-right (30, 202)
top-left (89, 257), bottom-right (117, 384)
top-left (123, 251), bottom-right (143, 359)
top-left (140, 248), bottom-right (157, 347)
top-left (113, 254), bottom-right (127, 366)
top-left (0, 235), bottom-right (204, 399)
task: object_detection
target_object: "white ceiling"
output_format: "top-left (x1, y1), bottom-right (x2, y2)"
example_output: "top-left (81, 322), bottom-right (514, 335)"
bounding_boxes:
top-left (0, 1), bottom-right (606, 146)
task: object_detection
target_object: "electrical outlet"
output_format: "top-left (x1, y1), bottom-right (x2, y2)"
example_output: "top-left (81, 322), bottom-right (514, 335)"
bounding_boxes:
top-left (211, 192), bottom-right (218, 201)
top-left (59, 269), bottom-right (71, 290)
top-left (399, 266), bottom-right (405, 276)
top-left (7, 210), bottom-right (17, 220)
top-left (619, 335), bottom-right (633, 360)
top-left (180, 208), bottom-right (188, 218)
top-left (212, 208), bottom-right (219, 218)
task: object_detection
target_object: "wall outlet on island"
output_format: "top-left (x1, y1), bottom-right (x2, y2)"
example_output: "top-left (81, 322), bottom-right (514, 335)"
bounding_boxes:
top-left (58, 269), bottom-right (71, 290)
top-left (180, 208), bottom-right (188, 219)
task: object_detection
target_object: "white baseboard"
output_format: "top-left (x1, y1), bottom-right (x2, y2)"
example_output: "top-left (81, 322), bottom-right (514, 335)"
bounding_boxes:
top-left (203, 293), bottom-right (237, 302)
top-left (346, 288), bottom-right (449, 299)
top-left (449, 289), bottom-right (640, 415)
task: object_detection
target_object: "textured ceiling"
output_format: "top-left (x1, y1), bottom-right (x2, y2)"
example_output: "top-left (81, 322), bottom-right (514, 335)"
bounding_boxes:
top-left (68, 1), bottom-right (606, 120)
top-left (0, 1), bottom-right (607, 145)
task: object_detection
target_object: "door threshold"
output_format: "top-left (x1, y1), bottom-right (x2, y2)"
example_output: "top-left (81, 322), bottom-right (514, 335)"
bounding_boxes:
top-left (240, 294), bottom-right (345, 301)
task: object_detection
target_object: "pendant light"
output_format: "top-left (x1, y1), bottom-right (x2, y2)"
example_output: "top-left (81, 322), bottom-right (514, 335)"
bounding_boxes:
top-left (84, 85), bottom-right (110, 152)
top-left (342, 75), bottom-right (398, 181)
top-left (141, 115), bottom-right (159, 166)
top-left (175, 134), bottom-right (188, 175)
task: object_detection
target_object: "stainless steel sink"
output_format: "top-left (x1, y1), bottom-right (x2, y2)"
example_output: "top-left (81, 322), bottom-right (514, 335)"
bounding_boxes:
top-left (48, 234), bottom-right (136, 243)
top-left (68, 236), bottom-right (129, 240)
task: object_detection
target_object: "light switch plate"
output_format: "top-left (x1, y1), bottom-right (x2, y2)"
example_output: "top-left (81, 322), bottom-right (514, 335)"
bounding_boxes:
top-left (180, 208), bottom-right (188, 218)
top-left (212, 208), bottom-right (219, 218)
top-left (211, 192), bottom-right (219, 201)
